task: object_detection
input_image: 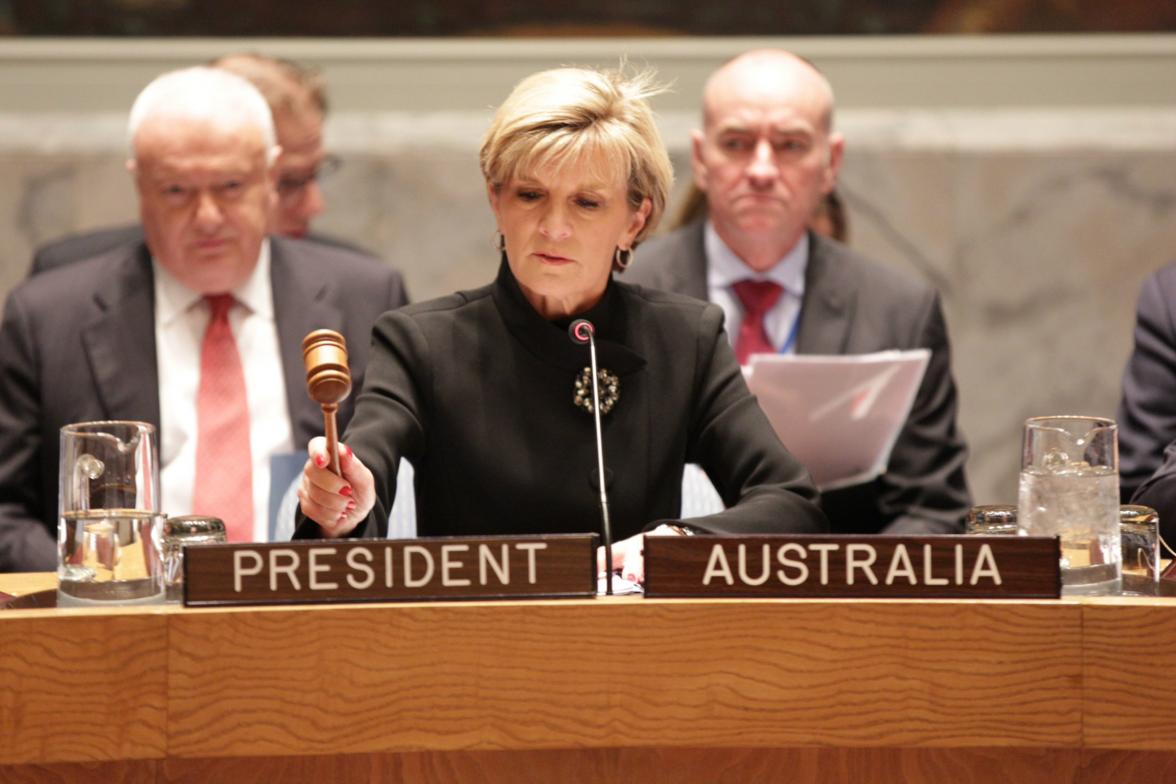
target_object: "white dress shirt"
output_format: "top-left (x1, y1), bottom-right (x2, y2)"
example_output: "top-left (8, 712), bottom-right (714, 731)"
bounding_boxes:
top-left (704, 222), bottom-right (809, 355)
top-left (154, 240), bottom-right (293, 541)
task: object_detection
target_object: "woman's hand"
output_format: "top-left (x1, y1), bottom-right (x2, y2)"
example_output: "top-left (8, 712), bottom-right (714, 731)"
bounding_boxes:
top-left (298, 437), bottom-right (376, 538)
top-left (596, 524), bottom-right (686, 585)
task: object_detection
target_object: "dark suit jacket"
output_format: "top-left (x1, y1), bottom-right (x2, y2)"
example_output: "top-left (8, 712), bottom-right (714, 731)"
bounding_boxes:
top-left (30, 223), bottom-right (377, 277)
top-left (1117, 263), bottom-right (1176, 502)
top-left (0, 236), bottom-right (408, 571)
top-left (31, 224), bottom-right (147, 275)
top-left (627, 221), bottom-right (970, 535)
top-left (296, 260), bottom-right (828, 541)
top-left (1132, 439), bottom-right (1176, 545)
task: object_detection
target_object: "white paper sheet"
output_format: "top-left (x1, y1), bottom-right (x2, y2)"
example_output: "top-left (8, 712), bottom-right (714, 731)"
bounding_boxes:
top-left (745, 349), bottom-right (930, 490)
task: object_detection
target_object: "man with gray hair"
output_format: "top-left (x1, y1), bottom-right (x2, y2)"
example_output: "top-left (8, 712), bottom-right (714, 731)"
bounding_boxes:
top-left (0, 67), bottom-right (404, 571)
top-left (31, 52), bottom-right (387, 271)
top-left (629, 50), bottom-right (970, 535)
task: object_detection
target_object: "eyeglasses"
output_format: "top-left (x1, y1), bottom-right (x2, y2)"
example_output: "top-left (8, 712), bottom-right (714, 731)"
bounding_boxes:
top-left (276, 155), bottom-right (342, 201)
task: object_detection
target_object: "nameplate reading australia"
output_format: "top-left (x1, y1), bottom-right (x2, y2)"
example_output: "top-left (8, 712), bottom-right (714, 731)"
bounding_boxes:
top-left (183, 535), bottom-right (597, 606)
top-left (643, 535), bottom-right (1061, 599)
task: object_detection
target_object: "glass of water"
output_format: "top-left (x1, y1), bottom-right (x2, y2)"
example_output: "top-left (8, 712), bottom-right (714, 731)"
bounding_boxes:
top-left (57, 421), bottom-right (164, 606)
top-left (1120, 505), bottom-right (1160, 585)
top-left (1018, 415), bottom-right (1120, 596)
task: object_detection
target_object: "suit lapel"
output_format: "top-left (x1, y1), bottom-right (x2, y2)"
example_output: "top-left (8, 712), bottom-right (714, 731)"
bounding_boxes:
top-left (82, 245), bottom-right (161, 427)
top-left (796, 233), bottom-right (855, 355)
top-left (271, 238), bottom-right (339, 448)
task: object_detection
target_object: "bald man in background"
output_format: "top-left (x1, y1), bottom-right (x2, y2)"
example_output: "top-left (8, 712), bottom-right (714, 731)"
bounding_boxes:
top-left (30, 53), bottom-right (397, 277)
top-left (629, 50), bottom-right (970, 535)
top-left (0, 67), bottom-right (404, 571)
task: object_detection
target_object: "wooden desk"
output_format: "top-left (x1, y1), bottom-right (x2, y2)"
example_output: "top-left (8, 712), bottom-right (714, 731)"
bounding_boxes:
top-left (0, 571), bottom-right (56, 596)
top-left (1, 576), bottom-right (1173, 783)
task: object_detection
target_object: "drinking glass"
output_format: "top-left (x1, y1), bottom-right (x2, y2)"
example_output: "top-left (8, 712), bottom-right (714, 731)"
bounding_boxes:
top-left (162, 516), bottom-right (226, 602)
top-left (965, 505), bottom-right (1018, 535)
top-left (57, 421), bottom-right (164, 605)
top-left (1120, 505), bottom-right (1160, 584)
top-left (1017, 416), bottom-right (1120, 596)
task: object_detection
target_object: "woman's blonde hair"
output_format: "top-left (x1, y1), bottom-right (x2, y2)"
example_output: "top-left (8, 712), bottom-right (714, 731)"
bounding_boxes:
top-left (480, 66), bottom-right (673, 253)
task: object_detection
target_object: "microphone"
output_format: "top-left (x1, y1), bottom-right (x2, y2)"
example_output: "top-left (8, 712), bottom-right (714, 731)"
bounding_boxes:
top-left (568, 318), bottom-right (614, 595)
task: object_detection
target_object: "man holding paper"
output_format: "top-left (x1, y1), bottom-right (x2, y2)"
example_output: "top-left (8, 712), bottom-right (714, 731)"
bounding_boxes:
top-left (629, 49), bottom-right (970, 535)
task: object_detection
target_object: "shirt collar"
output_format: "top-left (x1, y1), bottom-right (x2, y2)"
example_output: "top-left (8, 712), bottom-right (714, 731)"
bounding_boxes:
top-left (704, 221), bottom-right (808, 296)
top-left (152, 239), bottom-right (272, 326)
top-left (235, 239), bottom-right (273, 319)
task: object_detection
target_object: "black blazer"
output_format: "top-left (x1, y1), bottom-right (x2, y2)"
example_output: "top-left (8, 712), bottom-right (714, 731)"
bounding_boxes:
top-left (627, 222), bottom-right (971, 535)
top-left (296, 260), bottom-right (827, 541)
top-left (0, 236), bottom-right (408, 571)
top-left (1132, 438), bottom-right (1176, 546)
top-left (1117, 262), bottom-right (1176, 502)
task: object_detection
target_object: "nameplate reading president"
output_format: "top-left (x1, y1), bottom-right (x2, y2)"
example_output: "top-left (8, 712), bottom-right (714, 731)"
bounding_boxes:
top-left (184, 535), bottom-right (596, 606)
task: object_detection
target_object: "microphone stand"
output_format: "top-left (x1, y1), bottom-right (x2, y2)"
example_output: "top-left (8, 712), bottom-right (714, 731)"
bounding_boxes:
top-left (570, 319), bottom-right (614, 595)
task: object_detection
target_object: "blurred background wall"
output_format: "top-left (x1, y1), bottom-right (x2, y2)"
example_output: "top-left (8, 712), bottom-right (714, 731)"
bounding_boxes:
top-left (0, 33), bottom-right (1174, 508)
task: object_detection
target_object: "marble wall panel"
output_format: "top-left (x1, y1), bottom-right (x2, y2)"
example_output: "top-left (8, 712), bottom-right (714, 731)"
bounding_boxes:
top-left (2, 110), bottom-right (1175, 509)
top-left (0, 153), bottom-right (135, 296)
top-left (842, 147), bottom-right (1176, 503)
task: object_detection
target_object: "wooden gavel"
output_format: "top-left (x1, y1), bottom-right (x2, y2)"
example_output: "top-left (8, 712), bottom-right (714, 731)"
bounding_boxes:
top-left (302, 329), bottom-right (352, 477)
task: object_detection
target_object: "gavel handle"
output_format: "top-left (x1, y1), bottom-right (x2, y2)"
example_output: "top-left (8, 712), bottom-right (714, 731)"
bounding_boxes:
top-left (322, 403), bottom-right (342, 476)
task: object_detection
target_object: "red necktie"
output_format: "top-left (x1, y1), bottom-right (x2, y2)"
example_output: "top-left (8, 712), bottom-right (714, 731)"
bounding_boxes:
top-left (732, 279), bottom-right (784, 365)
top-left (191, 294), bottom-right (254, 542)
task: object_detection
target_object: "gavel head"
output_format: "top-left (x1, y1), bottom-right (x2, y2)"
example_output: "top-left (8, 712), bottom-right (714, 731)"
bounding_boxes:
top-left (302, 329), bottom-right (352, 406)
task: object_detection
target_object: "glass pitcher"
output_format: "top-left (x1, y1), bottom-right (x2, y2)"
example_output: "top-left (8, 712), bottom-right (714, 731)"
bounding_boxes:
top-left (57, 421), bottom-right (164, 605)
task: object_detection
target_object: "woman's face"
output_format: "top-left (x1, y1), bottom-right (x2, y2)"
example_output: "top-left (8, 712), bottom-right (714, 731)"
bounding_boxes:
top-left (488, 152), bottom-right (650, 320)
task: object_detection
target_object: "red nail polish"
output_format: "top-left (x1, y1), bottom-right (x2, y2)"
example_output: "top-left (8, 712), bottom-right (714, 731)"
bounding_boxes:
top-left (314, 454), bottom-right (327, 468)
top-left (345, 445), bottom-right (354, 460)
top-left (340, 486), bottom-right (352, 497)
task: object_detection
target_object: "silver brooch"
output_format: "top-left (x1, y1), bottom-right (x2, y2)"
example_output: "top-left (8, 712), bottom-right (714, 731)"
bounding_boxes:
top-left (573, 367), bottom-right (620, 415)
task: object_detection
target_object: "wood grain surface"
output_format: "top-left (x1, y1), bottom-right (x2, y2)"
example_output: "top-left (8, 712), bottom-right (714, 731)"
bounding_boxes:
top-left (0, 749), bottom-right (1088, 784)
top-left (5, 748), bottom-right (1174, 784)
top-left (3, 585), bottom-right (1174, 783)
top-left (0, 572), bottom-right (57, 597)
top-left (157, 748), bottom-right (1084, 784)
top-left (1083, 602), bottom-right (1176, 750)
top-left (0, 760), bottom-right (156, 784)
top-left (166, 599), bottom-right (1082, 758)
top-left (1080, 749), bottom-right (1176, 781)
top-left (0, 611), bottom-right (168, 765)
